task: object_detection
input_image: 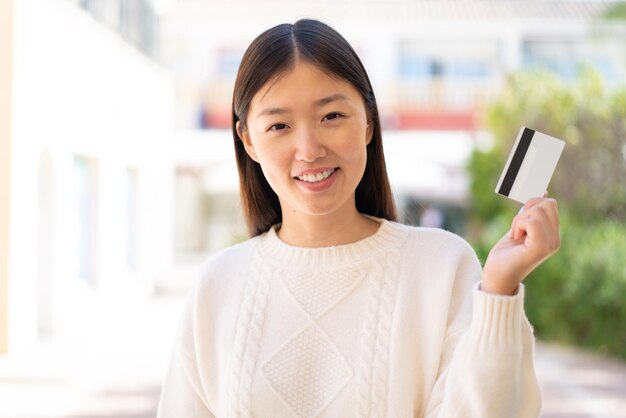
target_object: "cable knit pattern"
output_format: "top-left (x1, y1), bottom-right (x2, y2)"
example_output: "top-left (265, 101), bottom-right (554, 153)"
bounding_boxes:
top-left (357, 250), bottom-right (401, 418)
top-left (158, 217), bottom-right (543, 418)
top-left (261, 264), bottom-right (364, 416)
top-left (227, 248), bottom-right (270, 418)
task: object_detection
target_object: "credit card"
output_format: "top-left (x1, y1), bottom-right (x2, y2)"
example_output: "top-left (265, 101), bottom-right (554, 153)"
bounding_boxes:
top-left (495, 127), bottom-right (565, 204)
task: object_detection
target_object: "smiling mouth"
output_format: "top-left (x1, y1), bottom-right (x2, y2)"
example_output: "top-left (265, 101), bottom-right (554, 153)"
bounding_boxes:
top-left (294, 168), bottom-right (337, 183)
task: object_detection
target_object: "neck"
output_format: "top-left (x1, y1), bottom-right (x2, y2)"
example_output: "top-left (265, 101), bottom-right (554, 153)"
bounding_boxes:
top-left (277, 202), bottom-right (380, 248)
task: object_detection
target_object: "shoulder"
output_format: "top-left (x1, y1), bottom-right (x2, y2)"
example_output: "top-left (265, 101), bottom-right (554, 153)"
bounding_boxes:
top-left (385, 221), bottom-right (483, 299)
top-left (388, 220), bottom-right (477, 258)
top-left (384, 220), bottom-right (481, 277)
top-left (199, 236), bottom-right (257, 275)
top-left (176, 237), bottom-right (262, 359)
top-left (190, 235), bottom-right (261, 298)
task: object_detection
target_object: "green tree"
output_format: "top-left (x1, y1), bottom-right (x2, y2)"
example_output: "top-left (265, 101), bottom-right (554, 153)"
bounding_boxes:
top-left (605, 2), bottom-right (626, 20)
top-left (471, 68), bottom-right (626, 224)
top-left (468, 68), bottom-right (626, 360)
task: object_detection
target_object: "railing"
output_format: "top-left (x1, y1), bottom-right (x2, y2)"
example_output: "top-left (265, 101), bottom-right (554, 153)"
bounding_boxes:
top-left (393, 77), bottom-right (504, 110)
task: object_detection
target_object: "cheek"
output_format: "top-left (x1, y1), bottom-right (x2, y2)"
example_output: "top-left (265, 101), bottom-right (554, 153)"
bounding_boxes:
top-left (336, 132), bottom-right (368, 166)
top-left (254, 145), bottom-right (292, 183)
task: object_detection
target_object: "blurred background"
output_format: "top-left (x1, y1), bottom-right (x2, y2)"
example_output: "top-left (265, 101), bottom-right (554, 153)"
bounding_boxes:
top-left (1, 0), bottom-right (626, 417)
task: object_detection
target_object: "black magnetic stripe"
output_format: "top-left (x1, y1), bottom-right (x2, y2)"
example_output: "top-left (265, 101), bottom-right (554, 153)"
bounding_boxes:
top-left (498, 128), bottom-right (535, 196)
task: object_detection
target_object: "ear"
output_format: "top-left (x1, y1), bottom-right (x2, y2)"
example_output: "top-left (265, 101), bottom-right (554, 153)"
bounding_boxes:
top-left (236, 121), bottom-right (259, 162)
top-left (365, 121), bottom-right (374, 145)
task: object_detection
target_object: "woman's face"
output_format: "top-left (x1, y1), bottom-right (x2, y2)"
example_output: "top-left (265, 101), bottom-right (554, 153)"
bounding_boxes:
top-left (238, 60), bottom-right (373, 218)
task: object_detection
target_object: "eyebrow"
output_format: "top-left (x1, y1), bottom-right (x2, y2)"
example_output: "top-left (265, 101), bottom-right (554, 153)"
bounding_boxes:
top-left (256, 93), bottom-right (349, 118)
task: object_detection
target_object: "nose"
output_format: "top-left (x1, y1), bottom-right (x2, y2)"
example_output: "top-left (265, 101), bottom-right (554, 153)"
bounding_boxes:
top-left (294, 125), bottom-right (326, 162)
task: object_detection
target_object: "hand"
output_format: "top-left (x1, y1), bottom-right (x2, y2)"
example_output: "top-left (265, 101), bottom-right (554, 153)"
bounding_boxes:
top-left (481, 192), bottom-right (561, 295)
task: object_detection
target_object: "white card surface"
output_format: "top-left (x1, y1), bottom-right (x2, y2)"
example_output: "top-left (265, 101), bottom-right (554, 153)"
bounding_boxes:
top-left (495, 127), bottom-right (565, 204)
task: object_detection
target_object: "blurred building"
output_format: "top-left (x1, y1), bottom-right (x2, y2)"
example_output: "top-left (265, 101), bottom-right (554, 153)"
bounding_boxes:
top-left (160, 0), bottom-right (625, 130)
top-left (1, 0), bottom-right (175, 354)
top-left (2, 0), bottom-right (625, 356)
top-left (158, 0), bottom-right (626, 260)
top-left (69, 0), bottom-right (159, 57)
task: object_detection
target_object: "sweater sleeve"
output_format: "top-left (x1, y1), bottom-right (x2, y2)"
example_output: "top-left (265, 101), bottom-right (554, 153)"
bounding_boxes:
top-left (423, 245), bottom-right (542, 418)
top-left (157, 283), bottom-right (216, 418)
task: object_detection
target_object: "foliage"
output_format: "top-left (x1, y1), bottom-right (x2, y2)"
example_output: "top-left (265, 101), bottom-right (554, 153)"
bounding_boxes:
top-left (604, 2), bottom-right (626, 20)
top-left (473, 68), bottom-right (626, 224)
top-left (468, 68), bottom-right (626, 360)
top-left (472, 213), bottom-right (626, 360)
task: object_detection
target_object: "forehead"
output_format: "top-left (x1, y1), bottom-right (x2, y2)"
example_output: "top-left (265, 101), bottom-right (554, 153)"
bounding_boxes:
top-left (250, 61), bottom-right (363, 112)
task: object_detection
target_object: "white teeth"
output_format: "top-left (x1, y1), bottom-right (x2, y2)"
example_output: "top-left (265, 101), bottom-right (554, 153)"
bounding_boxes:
top-left (297, 169), bottom-right (335, 183)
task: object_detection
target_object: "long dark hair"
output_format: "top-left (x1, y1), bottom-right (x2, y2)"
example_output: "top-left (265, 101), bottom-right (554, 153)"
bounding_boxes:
top-left (232, 19), bottom-right (397, 237)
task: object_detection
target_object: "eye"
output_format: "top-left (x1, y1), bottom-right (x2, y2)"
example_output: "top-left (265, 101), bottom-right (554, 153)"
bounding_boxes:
top-left (268, 123), bottom-right (288, 131)
top-left (322, 112), bottom-right (344, 122)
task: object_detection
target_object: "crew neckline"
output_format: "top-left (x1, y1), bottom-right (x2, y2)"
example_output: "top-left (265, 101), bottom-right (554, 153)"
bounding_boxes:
top-left (258, 216), bottom-right (408, 267)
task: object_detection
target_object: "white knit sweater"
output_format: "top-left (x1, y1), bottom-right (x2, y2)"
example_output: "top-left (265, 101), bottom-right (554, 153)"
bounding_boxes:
top-left (157, 217), bottom-right (542, 417)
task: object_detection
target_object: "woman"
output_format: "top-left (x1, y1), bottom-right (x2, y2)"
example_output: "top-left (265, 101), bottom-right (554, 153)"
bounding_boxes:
top-left (158, 19), bottom-right (559, 417)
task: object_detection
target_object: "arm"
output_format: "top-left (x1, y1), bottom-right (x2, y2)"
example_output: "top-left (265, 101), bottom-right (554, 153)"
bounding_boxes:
top-left (157, 286), bottom-right (216, 418)
top-left (157, 340), bottom-right (216, 418)
top-left (425, 194), bottom-right (559, 417)
top-left (424, 280), bottom-right (542, 418)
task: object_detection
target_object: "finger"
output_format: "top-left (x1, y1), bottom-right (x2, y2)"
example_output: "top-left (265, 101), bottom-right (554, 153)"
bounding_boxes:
top-left (525, 198), bottom-right (559, 234)
top-left (520, 214), bottom-right (561, 260)
top-left (538, 198), bottom-right (559, 230)
top-left (523, 195), bottom-right (548, 211)
top-left (511, 206), bottom-right (541, 240)
top-left (512, 213), bottom-right (560, 254)
top-left (510, 210), bottom-right (526, 239)
top-left (511, 199), bottom-right (540, 238)
top-left (510, 194), bottom-right (557, 239)
top-left (511, 203), bottom-right (529, 237)
top-left (510, 209), bottom-right (520, 237)
top-left (512, 210), bottom-right (537, 240)
top-left (510, 205), bottom-right (526, 238)
top-left (511, 211), bottom-right (538, 241)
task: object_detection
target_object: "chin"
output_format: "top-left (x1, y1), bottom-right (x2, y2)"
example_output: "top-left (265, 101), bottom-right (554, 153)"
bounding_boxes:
top-left (295, 198), bottom-right (355, 218)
